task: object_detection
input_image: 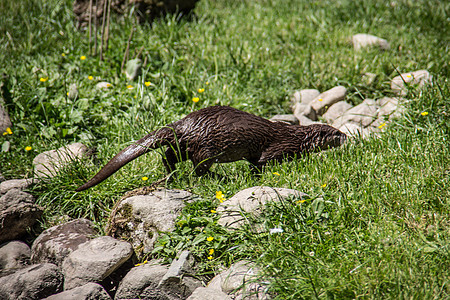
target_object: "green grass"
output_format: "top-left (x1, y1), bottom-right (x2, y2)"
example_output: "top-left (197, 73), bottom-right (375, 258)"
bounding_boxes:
top-left (1, 0), bottom-right (448, 298)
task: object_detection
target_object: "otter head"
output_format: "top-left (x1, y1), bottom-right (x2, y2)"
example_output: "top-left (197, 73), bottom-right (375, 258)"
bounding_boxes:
top-left (306, 124), bottom-right (347, 151)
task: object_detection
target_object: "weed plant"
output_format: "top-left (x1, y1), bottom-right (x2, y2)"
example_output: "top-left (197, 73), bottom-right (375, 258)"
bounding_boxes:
top-left (0, 0), bottom-right (448, 298)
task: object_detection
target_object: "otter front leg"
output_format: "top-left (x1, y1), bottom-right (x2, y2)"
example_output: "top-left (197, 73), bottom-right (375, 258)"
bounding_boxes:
top-left (190, 152), bottom-right (214, 176)
top-left (193, 160), bottom-right (214, 176)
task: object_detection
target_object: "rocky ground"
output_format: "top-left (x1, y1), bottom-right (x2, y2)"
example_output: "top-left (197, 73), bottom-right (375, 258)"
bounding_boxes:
top-left (0, 32), bottom-right (433, 300)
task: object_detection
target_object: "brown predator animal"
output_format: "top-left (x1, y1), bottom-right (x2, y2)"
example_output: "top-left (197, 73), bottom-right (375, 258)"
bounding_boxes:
top-left (76, 106), bottom-right (346, 191)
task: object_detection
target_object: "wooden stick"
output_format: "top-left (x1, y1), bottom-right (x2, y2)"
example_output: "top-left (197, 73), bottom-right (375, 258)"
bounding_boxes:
top-left (99, 0), bottom-right (108, 61)
top-left (88, 0), bottom-right (93, 55)
top-left (94, 0), bottom-right (98, 56)
top-left (105, 0), bottom-right (111, 52)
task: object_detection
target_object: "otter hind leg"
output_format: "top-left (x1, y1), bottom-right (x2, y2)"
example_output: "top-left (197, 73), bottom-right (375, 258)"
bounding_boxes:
top-left (162, 147), bottom-right (188, 174)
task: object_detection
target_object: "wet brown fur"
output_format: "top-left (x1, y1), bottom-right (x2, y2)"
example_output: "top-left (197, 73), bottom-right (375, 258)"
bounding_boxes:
top-left (76, 106), bottom-right (346, 191)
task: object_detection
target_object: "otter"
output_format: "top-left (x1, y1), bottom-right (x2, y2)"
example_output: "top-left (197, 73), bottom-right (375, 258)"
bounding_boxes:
top-left (76, 106), bottom-right (346, 191)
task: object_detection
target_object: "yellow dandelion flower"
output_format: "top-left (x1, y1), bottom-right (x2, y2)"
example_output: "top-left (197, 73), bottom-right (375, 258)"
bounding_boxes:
top-left (421, 111), bottom-right (428, 116)
top-left (145, 81), bottom-right (151, 87)
top-left (5, 127), bottom-right (12, 135)
top-left (273, 172), bottom-right (280, 176)
top-left (88, 75), bottom-right (93, 80)
top-left (207, 256), bottom-right (213, 260)
top-left (211, 210), bottom-right (217, 214)
top-left (142, 177), bottom-right (148, 181)
top-left (378, 122), bottom-right (386, 129)
top-left (127, 85), bottom-right (133, 89)
top-left (318, 98), bottom-right (323, 102)
top-left (2, 132), bottom-right (6, 136)
top-left (106, 83), bottom-right (112, 87)
top-left (209, 249), bottom-right (214, 255)
top-left (192, 97), bottom-right (200, 103)
top-left (207, 236), bottom-right (214, 242)
top-left (61, 53), bottom-right (66, 57)
top-left (216, 191), bottom-right (225, 202)
top-left (206, 81), bottom-right (209, 85)
top-left (198, 88), bottom-right (205, 93)
top-left (25, 146), bottom-right (32, 151)
top-left (406, 74), bottom-right (412, 78)
top-left (321, 183), bottom-right (327, 188)
top-left (296, 199), bottom-right (306, 204)
top-left (80, 55), bottom-right (86, 60)
top-left (40, 77), bottom-right (48, 82)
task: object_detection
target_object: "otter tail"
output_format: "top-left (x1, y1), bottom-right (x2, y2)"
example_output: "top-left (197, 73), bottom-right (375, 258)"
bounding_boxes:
top-left (76, 128), bottom-right (173, 192)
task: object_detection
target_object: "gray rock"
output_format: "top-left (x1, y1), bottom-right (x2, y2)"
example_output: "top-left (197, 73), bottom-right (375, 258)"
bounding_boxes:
top-left (68, 83), bottom-right (78, 100)
top-left (31, 218), bottom-right (97, 266)
top-left (0, 103), bottom-right (12, 133)
top-left (338, 123), bottom-right (373, 139)
top-left (0, 263), bottom-right (63, 300)
top-left (296, 114), bottom-right (322, 126)
top-left (33, 142), bottom-right (88, 178)
top-left (310, 86), bottom-right (347, 116)
top-left (293, 102), bottom-right (317, 121)
top-left (0, 241), bottom-right (31, 275)
top-left (332, 99), bottom-right (379, 129)
top-left (2, 140), bottom-right (10, 152)
top-left (208, 261), bottom-right (269, 300)
top-left (43, 283), bottom-right (111, 300)
top-left (188, 287), bottom-right (231, 300)
top-left (269, 114), bottom-right (299, 125)
top-left (162, 251), bottom-right (194, 280)
top-left (62, 236), bottom-right (134, 290)
top-left (291, 89), bottom-right (321, 121)
top-left (0, 189), bottom-right (43, 244)
top-left (109, 188), bottom-right (194, 254)
top-left (158, 251), bottom-right (202, 299)
top-left (391, 70), bottom-right (431, 95)
top-left (352, 33), bottom-right (390, 51)
top-left (362, 72), bottom-right (377, 85)
top-left (217, 186), bottom-right (308, 229)
top-left (322, 101), bottom-right (353, 124)
top-left (126, 59), bottom-right (142, 81)
top-left (377, 96), bottom-right (405, 120)
top-left (291, 89), bottom-right (320, 106)
top-left (96, 82), bottom-right (113, 89)
top-left (115, 261), bottom-right (169, 300)
top-left (0, 178), bottom-right (39, 195)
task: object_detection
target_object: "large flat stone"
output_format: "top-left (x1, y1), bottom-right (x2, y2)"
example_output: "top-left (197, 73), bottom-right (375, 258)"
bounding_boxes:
top-left (217, 186), bottom-right (308, 229)
top-left (0, 189), bottom-right (43, 243)
top-left (0, 263), bottom-right (63, 300)
top-left (62, 236), bottom-right (133, 290)
top-left (33, 143), bottom-right (88, 178)
top-left (31, 218), bottom-right (97, 266)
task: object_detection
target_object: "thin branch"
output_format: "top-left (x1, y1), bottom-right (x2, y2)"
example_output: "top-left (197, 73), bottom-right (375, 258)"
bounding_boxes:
top-left (88, 0), bottom-right (93, 55)
top-left (94, 0), bottom-right (98, 56)
top-left (105, 0), bottom-right (111, 52)
top-left (99, 0), bottom-right (108, 61)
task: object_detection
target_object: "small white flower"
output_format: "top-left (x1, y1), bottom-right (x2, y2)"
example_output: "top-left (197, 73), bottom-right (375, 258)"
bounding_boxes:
top-left (269, 227), bottom-right (284, 234)
top-left (308, 251), bottom-right (315, 256)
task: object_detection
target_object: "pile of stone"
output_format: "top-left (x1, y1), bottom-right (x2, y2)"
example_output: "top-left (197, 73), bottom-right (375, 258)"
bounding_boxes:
top-left (278, 69), bottom-right (431, 139)
top-left (1, 183), bottom-right (277, 299)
